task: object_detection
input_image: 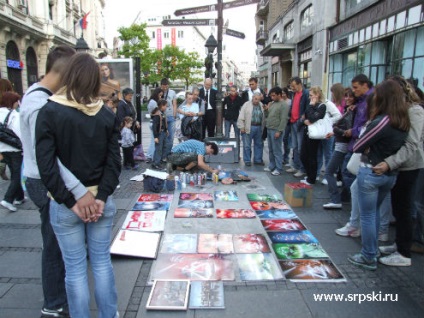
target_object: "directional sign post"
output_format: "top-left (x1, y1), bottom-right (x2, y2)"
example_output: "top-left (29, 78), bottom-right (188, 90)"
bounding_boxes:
top-left (162, 19), bottom-right (217, 26)
top-left (173, 0), bottom-right (259, 138)
top-left (224, 28), bottom-right (245, 39)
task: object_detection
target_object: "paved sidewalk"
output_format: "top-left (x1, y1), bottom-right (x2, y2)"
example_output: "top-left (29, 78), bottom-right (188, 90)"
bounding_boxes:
top-left (0, 131), bottom-right (423, 317)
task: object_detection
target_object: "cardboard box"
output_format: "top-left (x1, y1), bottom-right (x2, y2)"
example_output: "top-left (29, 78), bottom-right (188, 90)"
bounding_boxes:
top-left (204, 137), bottom-right (239, 163)
top-left (284, 182), bottom-right (313, 208)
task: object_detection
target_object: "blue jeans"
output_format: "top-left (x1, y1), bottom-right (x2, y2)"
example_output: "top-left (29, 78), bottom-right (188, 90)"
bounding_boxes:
top-left (153, 131), bottom-right (167, 165)
top-left (50, 197), bottom-right (118, 318)
top-left (325, 150), bottom-right (347, 204)
top-left (147, 122), bottom-right (154, 159)
top-left (225, 119), bottom-right (240, 157)
top-left (242, 125), bottom-right (263, 163)
top-left (317, 136), bottom-right (335, 176)
top-left (357, 166), bottom-right (397, 260)
top-left (349, 178), bottom-right (391, 234)
top-left (26, 178), bottom-right (67, 310)
top-left (267, 128), bottom-right (283, 173)
top-left (283, 123), bottom-right (291, 163)
top-left (290, 121), bottom-right (304, 172)
top-left (165, 116), bottom-right (176, 157)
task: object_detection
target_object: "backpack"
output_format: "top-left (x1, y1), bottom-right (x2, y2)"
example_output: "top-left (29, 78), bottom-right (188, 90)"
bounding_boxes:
top-left (143, 176), bottom-right (165, 193)
top-left (0, 110), bottom-right (22, 150)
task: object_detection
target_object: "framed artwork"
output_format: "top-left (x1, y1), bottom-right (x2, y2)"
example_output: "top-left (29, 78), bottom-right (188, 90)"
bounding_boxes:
top-left (96, 58), bottom-right (133, 101)
top-left (146, 280), bottom-right (190, 310)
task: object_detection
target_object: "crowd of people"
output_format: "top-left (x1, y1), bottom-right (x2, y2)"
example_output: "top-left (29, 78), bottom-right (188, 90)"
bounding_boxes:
top-left (0, 42), bottom-right (423, 317)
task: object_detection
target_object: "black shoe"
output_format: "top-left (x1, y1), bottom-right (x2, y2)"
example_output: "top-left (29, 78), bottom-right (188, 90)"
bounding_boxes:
top-left (245, 162), bottom-right (251, 166)
top-left (254, 161), bottom-right (265, 166)
top-left (151, 164), bottom-right (164, 170)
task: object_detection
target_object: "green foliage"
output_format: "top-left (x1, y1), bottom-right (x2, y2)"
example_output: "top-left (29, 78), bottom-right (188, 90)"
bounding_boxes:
top-left (116, 24), bottom-right (203, 87)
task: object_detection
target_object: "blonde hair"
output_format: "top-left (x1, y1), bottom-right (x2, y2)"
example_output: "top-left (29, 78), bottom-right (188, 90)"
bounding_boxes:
top-left (309, 86), bottom-right (325, 103)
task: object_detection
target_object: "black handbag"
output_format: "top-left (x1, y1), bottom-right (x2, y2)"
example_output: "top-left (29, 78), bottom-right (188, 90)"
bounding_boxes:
top-left (0, 111), bottom-right (22, 150)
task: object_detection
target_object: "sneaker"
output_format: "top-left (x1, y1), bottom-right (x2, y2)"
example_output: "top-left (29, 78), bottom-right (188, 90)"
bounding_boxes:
top-left (379, 251), bottom-right (411, 267)
top-left (284, 162), bottom-right (291, 167)
top-left (378, 232), bottom-right (389, 242)
top-left (1, 200), bottom-right (17, 212)
top-left (13, 198), bottom-right (25, 205)
top-left (294, 171), bottom-right (305, 178)
top-left (321, 178), bottom-right (328, 185)
top-left (348, 253), bottom-right (377, 270)
top-left (323, 202), bottom-right (342, 209)
top-left (41, 306), bottom-right (70, 317)
top-left (286, 167), bottom-right (297, 173)
top-left (145, 158), bottom-right (152, 163)
top-left (271, 170), bottom-right (281, 176)
top-left (264, 167), bottom-right (272, 172)
top-left (151, 164), bottom-right (163, 170)
top-left (379, 243), bottom-right (397, 254)
top-left (300, 179), bottom-right (312, 186)
top-left (116, 184), bottom-right (121, 189)
top-left (335, 222), bottom-right (361, 237)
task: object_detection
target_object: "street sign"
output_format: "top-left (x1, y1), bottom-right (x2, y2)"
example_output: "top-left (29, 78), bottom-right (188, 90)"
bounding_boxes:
top-left (174, 4), bottom-right (216, 16)
top-left (174, 0), bottom-right (260, 16)
top-left (225, 28), bottom-right (245, 39)
top-left (162, 19), bottom-right (217, 26)
top-left (223, 0), bottom-right (260, 10)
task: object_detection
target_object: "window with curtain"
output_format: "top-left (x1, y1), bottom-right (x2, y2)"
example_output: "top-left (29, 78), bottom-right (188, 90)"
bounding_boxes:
top-left (301, 5), bottom-right (313, 30)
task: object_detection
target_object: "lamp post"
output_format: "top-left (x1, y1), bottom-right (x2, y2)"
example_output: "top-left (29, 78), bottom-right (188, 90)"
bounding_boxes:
top-left (75, 32), bottom-right (90, 53)
top-left (204, 34), bottom-right (217, 79)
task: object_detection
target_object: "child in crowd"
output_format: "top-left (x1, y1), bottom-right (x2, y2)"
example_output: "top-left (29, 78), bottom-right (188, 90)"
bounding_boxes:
top-left (120, 116), bottom-right (138, 170)
top-left (151, 100), bottom-right (168, 170)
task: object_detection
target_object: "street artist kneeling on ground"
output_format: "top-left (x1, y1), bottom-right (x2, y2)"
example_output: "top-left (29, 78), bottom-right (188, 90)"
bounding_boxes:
top-left (168, 139), bottom-right (219, 174)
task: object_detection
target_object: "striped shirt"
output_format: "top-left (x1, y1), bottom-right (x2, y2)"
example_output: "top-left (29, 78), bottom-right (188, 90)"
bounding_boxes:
top-left (171, 139), bottom-right (206, 156)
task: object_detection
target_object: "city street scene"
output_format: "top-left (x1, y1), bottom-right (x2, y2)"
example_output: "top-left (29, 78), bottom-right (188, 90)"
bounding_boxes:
top-left (0, 0), bottom-right (423, 318)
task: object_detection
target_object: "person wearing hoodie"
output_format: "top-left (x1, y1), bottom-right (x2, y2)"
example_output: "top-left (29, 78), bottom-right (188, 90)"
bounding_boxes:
top-left (35, 53), bottom-right (121, 318)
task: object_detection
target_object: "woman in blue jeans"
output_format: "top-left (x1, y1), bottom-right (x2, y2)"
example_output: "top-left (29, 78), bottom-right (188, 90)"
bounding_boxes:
top-left (36, 53), bottom-right (121, 318)
top-left (348, 79), bottom-right (410, 271)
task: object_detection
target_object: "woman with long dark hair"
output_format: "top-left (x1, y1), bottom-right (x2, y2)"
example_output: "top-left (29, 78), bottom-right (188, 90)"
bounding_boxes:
top-left (348, 79), bottom-right (410, 270)
top-left (374, 75), bottom-right (424, 266)
top-left (36, 53), bottom-right (120, 317)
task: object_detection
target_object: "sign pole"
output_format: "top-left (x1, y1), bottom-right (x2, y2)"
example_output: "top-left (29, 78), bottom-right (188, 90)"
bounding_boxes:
top-left (215, 0), bottom-right (224, 138)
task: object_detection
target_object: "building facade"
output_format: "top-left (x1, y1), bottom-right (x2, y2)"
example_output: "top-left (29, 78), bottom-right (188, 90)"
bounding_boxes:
top-left (255, 0), bottom-right (424, 95)
top-left (0, 0), bottom-right (107, 95)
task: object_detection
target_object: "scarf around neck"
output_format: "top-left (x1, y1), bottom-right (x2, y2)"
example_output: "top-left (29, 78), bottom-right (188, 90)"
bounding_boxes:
top-left (49, 87), bottom-right (103, 116)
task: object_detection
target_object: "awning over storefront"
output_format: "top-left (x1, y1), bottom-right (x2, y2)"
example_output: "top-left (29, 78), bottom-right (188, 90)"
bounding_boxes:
top-left (260, 43), bottom-right (295, 57)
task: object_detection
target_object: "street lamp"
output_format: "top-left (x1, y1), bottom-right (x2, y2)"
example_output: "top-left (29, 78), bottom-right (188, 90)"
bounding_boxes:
top-left (204, 34), bottom-right (218, 79)
top-left (75, 35), bottom-right (90, 53)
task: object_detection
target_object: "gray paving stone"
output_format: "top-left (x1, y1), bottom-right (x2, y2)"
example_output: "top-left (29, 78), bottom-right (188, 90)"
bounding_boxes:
top-left (0, 228), bottom-right (41, 248)
top-left (0, 209), bottom-right (40, 224)
top-left (301, 287), bottom-right (423, 318)
top-left (0, 283), bottom-right (12, 297)
top-left (0, 252), bottom-right (41, 278)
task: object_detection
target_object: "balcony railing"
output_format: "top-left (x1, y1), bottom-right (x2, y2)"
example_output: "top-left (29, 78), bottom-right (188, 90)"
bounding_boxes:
top-left (256, 30), bottom-right (268, 45)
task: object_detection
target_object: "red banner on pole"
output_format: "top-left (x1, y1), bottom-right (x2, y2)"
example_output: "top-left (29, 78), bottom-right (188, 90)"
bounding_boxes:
top-left (157, 28), bottom-right (162, 50)
top-left (171, 28), bottom-right (176, 46)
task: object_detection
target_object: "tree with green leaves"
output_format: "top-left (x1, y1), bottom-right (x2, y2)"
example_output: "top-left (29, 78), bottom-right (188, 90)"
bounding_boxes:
top-left (117, 24), bottom-right (203, 87)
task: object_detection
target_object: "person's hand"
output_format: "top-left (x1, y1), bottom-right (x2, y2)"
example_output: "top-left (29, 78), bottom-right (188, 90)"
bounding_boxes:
top-left (211, 168), bottom-right (219, 174)
top-left (135, 121), bottom-right (141, 129)
top-left (76, 191), bottom-right (97, 220)
top-left (325, 132), bottom-right (334, 139)
top-left (274, 131), bottom-right (281, 139)
top-left (95, 199), bottom-right (105, 215)
top-left (71, 203), bottom-right (90, 222)
top-left (372, 162), bottom-right (389, 175)
top-left (154, 138), bottom-right (159, 144)
top-left (344, 129), bottom-right (352, 137)
top-left (304, 119), bottom-right (311, 126)
top-left (241, 129), bottom-right (246, 134)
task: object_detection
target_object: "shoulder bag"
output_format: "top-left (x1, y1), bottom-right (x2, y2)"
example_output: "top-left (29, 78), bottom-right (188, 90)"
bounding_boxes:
top-left (307, 105), bottom-right (333, 139)
top-left (347, 153), bottom-right (361, 175)
top-left (0, 111), bottom-right (22, 150)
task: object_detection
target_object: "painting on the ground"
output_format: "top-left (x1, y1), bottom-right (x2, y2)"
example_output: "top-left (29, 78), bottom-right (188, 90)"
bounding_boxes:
top-left (233, 234), bottom-right (271, 253)
top-left (236, 253), bottom-right (284, 281)
top-left (279, 259), bottom-right (345, 282)
top-left (216, 209), bottom-right (256, 219)
top-left (273, 243), bottom-right (328, 260)
top-left (214, 191), bottom-right (239, 201)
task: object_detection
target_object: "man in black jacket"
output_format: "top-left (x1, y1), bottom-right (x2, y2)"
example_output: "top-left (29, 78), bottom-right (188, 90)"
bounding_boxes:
top-left (199, 78), bottom-right (217, 139)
